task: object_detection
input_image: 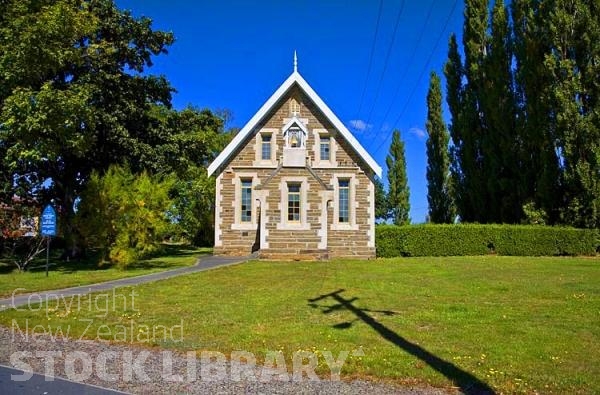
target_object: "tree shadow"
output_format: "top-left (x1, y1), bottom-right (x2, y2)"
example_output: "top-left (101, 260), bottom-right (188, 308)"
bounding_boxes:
top-left (0, 244), bottom-right (206, 274)
top-left (308, 289), bottom-right (495, 395)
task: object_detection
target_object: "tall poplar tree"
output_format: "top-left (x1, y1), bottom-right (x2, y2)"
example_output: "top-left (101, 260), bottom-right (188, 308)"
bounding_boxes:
top-left (442, 0), bottom-right (599, 228)
top-left (444, 34), bottom-right (471, 221)
top-left (462, 0), bottom-right (490, 223)
top-left (481, 0), bottom-right (520, 223)
top-left (545, 0), bottom-right (600, 228)
top-left (386, 130), bottom-right (410, 225)
top-left (425, 72), bottom-right (455, 223)
top-left (512, 0), bottom-right (561, 223)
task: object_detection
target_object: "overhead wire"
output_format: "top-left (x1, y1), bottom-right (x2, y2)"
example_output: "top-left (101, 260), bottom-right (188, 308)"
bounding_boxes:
top-left (354, 0), bottom-right (385, 123)
top-left (365, 0), bottom-right (437, 151)
top-left (362, 0), bottom-right (406, 131)
top-left (372, 0), bottom-right (459, 157)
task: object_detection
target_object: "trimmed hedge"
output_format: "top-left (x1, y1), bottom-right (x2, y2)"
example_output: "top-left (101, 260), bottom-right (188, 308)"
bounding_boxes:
top-left (376, 224), bottom-right (599, 257)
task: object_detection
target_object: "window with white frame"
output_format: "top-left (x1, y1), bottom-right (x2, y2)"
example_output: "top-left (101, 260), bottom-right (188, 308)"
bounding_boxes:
top-left (332, 174), bottom-right (358, 230)
top-left (287, 183), bottom-right (301, 222)
top-left (254, 128), bottom-right (277, 167)
top-left (240, 179), bottom-right (253, 223)
top-left (277, 177), bottom-right (309, 230)
top-left (320, 136), bottom-right (331, 161)
top-left (312, 129), bottom-right (335, 167)
top-left (338, 179), bottom-right (350, 223)
top-left (261, 134), bottom-right (272, 160)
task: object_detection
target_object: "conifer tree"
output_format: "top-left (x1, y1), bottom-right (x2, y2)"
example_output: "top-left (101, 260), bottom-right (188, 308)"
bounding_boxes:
top-left (425, 72), bottom-right (455, 223)
top-left (386, 130), bottom-right (410, 225)
top-left (444, 34), bottom-right (469, 221)
top-left (481, 0), bottom-right (521, 222)
top-left (461, 0), bottom-right (490, 223)
top-left (442, 0), bottom-right (599, 228)
top-left (512, 0), bottom-right (561, 223)
top-left (374, 177), bottom-right (389, 222)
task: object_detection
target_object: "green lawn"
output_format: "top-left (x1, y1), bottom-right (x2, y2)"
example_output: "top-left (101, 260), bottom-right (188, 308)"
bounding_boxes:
top-left (1, 256), bottom-right (599, 393)
top-left (0, 245), bottom-right (210, 298)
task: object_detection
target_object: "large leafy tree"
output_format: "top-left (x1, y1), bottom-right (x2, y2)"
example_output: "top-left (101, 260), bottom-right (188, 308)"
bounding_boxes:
top-left (146, 105), bottom-right (230, 245)
top-left (425, 72), bottom-right (455, 223)
top-left (0, 0), bottom-right (174, 246)
top-left (386, 130), bottom-right (410, 225)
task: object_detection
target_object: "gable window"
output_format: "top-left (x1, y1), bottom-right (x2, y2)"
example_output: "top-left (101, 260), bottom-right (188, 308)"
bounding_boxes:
top-left (261, 134), bottom-right (272, 160)
top-left (287, 183), bottom-right (301, 222)
top-left (320, 136), bottom-right (330, 161)
top-left (338, 179), bottom-right (350, 223)
top-left (253, 128), bottom-right (278, 167)
top-left (240, 179), bottom-right (253, 222)
top-left (312, 129), bottom-right (336, 167)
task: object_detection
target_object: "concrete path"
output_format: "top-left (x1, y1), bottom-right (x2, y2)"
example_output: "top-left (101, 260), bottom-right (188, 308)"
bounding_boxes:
top-left (0, 255), bottom-right (250, 311)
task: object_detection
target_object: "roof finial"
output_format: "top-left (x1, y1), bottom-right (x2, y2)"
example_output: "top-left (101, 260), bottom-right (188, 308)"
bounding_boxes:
top-left (293, 50), bottom-right (298, 72)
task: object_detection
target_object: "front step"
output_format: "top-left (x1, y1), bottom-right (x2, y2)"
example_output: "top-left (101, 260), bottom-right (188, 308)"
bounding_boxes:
top-left (259, 249), bottom-right (329, 261)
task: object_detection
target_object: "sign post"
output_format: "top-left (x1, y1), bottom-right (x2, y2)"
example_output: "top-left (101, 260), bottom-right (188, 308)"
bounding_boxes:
top-left (40, 205), bottom-right (57, 277)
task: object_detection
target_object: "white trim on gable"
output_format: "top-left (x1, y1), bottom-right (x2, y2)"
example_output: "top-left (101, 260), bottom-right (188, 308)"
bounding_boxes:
top-left (207, 71), bottom-right (382, 177)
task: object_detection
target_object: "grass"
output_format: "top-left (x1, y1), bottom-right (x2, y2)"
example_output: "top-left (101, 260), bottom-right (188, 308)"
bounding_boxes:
top-left (0, 245), bottom-right (210, 298)
top-left (1, 256), bottom-right (599, 393)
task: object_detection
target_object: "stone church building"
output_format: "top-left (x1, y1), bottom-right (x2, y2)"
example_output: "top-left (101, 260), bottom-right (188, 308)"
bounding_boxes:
top-left (207, 57), bottom-right (382, 259)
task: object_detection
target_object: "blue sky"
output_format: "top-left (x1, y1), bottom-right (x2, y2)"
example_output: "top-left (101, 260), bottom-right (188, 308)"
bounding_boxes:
top-left (116, 0), bottom-right (464, 223)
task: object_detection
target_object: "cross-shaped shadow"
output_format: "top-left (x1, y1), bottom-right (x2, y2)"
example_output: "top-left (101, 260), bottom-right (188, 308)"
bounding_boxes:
top-left (308, 289), bottom-right (495, 394)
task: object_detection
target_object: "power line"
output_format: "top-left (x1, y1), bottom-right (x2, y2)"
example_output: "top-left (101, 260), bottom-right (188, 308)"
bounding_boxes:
top-left (354, 0), bottom-right (384, 122)
top-left (372, 0), bottom-right (459, 157)
top-left (362, 0), bottom-right (406, 129)
top-left (366, 0), bottom-right (436, 151)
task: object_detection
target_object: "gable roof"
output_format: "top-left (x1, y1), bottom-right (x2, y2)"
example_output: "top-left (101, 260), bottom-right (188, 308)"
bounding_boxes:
top-left (207, 70), bottom-right (382, 178)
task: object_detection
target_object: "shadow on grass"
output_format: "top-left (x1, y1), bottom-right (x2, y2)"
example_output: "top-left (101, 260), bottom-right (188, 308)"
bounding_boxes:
top-left (308, 289), bottom-right (495, 395)
top-left (128, 245), bottom-right (209, 270)
top-left (0, 244), bottom-right (207, 274)
top-left (0, 250), bottom-right (107, 274)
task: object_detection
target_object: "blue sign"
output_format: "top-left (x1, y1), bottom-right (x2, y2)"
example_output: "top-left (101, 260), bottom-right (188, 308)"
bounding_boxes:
top-left (40, 205), bottom-right (57, 237)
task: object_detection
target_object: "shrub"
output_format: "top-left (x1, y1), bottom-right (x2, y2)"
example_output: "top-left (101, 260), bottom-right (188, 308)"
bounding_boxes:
top-left (376, 224), bottom-right (599, 257)
top-left (75, 165), bottom-right (174, 268)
